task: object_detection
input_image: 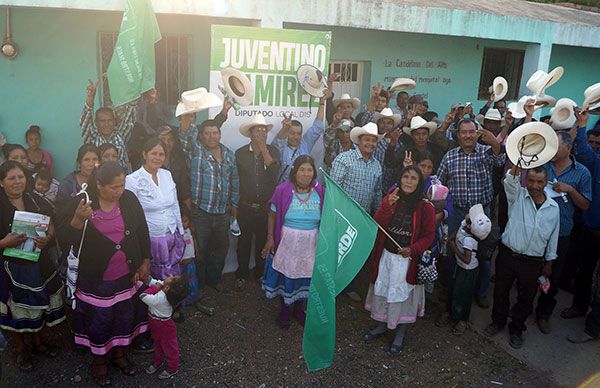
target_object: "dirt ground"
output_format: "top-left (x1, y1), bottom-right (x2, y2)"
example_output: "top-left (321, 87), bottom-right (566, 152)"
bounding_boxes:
top-left (1, 273), bottom-right (556, 388)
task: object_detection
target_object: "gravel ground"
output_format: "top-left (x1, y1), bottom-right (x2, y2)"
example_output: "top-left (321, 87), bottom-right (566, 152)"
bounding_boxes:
top-left (1, 273), bottom-right (556, 387)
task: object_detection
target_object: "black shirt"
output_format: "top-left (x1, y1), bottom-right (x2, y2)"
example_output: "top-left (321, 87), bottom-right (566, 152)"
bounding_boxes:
top-left (235, 143), bottom-right (281, 205)
top-left (384, 205), bottom-right (414, 252)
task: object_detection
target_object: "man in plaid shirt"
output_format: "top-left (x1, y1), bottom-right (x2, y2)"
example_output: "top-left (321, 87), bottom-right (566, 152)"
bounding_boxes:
top-left (437, 118), bottom-right (505, 308)
top-left (80, 79), bottom-right (136, 172)
top-left (179, 118), bottom-right (239, 293)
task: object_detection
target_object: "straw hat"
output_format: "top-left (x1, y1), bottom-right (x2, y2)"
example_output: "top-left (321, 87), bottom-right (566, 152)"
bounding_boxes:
top-left (487, 76), bottom-right (508, 102)
top-left (374, 107), bottom-right (402, 128)
top-left (350, 122), bottom-right (383, 144)
top-left (221, 67), bottom-right (254, 107)
top-left (506, 121), bottom-right (559, 169)
top-left (508, 96), bottom-right (531, 119)
top-left (239, 114), bottom-right (274, 138)
top-left (526, 67), bottom-right (564, 96)
top-left (175, 88), bottom-right (222, 118)
top-left (296, 64), bottom-right (328, 98)
top-left (551, 98), bottom-right (577, 130)
top-left (333, 93), bottom-right (360, 110)
top-left (390, 78), bottom-right (416, 92)
top-left (582, 82), bottom-right (600, 111)
top-left (402, 116), bottom-right (437, 135)
top-left (534, 94), bottom-right (557, 110)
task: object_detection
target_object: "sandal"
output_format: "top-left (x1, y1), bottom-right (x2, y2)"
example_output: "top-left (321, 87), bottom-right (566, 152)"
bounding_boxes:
top-left (91, 360), bottom-right (112, 386)
top-left (109, 354), bottom-right (137, 376)
top-left (16, 350), bottom-right (33, 371)
top-left (32, 342), bottom-right (59, 358)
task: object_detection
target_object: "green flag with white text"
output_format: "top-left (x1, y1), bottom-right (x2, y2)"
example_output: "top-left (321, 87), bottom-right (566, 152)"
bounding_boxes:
top-left (107, 0), bottom-right (161, 107)
top-left (302, 172), bottom-right (378, 371)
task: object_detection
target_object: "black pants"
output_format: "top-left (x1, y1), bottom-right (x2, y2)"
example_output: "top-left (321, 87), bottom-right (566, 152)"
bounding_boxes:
top-left (492, 244), bottom-right (543, 335)
top-left (573, 228), bottom-right (600, 311)
top-left (236, 203), bottom-right (268, 280)
top-left (586, 261), bottom-right (600, 337)
top-left (536, 235), bottom-right (571, 320)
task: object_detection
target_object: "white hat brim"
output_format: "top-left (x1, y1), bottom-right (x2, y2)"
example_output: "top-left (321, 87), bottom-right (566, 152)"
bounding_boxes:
top-left (350, 127), bottom-right (384, 144)
top-left (402, 122), bottom-right (437, 136)
top-left (175, 91), bottom-right (223, 118)
top-left (221, 68), bottom-right (255, 107)
top-left (296, 65), bottom-right (328, 97)
top-left (374, 112), bottom-right (402, 128)
top-left (390, 78), bottom-right (416, 92)
top-left (551, 101), bottom-right (577, 130)
top-left (582, 86), bottom-right (600, 111)
top-left (333, 97), bottom-right (360, 110)
top-left (493, 77), bottom-right (508, 102)
top-left (506, 122), bottom-right (558, 169)
top-left (239, 118), bottom-right (274, 138)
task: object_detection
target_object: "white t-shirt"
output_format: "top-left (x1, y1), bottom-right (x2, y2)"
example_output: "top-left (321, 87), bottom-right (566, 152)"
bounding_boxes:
top-left (455, 220), bottom-right (479, 270)
top-left (139, 279), bottom-right (173, 320)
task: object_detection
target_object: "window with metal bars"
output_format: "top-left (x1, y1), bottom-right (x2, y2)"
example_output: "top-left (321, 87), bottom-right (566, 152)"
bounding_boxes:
top-left (331, 62), bottom-right (359, 82)
top-left (98, 31), bottom-right (190, 107)
top-left (478, 47), bottom-right (525, 101)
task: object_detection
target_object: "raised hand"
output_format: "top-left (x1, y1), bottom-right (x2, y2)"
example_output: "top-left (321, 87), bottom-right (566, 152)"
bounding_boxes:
top-left (477, 127), bottom-right (498, 146)
top-left (524, 98), bottom-right (536, 117)
top-left (371, 82), bottom-right (383, 98)
top-left (575, 107), bottom-right (589, 129)
top-left (332, 112), bottom-right (342, 127)
top-left (86, 79), bottom-right (99, 106)
top-left (388, 187), bottom-right (400, 206)
top-left (281, 113), bottom-right (292, 128)
top-left (388, 128), bottom-right (401, 145)
top-left (403, 150), bottom-right (413, 167)
top-left (328, 72), bottom-right (341, 83)
top-left (71, 198), bottom-right (92, 229)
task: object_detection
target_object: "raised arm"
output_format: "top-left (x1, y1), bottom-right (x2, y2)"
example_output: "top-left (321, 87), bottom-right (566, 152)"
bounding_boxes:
top-left (81, 79), bottom-right (99, 143)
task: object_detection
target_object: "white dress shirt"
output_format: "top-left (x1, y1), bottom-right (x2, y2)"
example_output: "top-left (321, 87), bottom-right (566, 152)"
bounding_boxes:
top-left (126, 166), bottom-right (183, 237)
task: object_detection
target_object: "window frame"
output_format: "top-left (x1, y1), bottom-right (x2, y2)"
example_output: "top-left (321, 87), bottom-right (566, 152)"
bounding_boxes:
top-left (97, 31), bottom-right (192, 107)
top-left (478, 47), bottom-right (525, 101)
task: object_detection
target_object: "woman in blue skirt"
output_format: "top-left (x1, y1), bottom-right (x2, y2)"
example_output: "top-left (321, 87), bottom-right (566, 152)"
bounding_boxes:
top-left (261, 156), bottom-right (325, 329)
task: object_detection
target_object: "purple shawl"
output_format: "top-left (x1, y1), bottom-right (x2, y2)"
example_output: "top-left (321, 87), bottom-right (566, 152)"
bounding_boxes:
top-left (268, 180), bottom-right (325, 251)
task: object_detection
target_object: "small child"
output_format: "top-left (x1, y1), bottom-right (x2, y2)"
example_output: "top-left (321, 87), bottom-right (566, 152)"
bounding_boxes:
top-left (426, 183), bottom-right (449, 214)
top-left (140, 276), bottom-right (189, 379)
top-left (450, 204), bottom-right (491, 335)
top-left (179, 206), bottom-right (215, 317)
top-left (179, 207), bottom-right (200, 309)
top-left (33, 168), bottom-right (59, 205)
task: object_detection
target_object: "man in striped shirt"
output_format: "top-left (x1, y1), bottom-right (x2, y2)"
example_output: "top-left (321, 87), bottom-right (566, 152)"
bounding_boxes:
top-left (80, 79), bottom-right (136, 172)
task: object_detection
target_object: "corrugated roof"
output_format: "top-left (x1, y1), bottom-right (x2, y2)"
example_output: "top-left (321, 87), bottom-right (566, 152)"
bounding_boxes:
top-left (388, 0), bottom-right (600, 27)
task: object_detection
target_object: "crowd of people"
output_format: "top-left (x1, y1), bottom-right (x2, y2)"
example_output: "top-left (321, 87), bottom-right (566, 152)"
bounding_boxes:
top-left (0, 70), bottom-right (599, 385)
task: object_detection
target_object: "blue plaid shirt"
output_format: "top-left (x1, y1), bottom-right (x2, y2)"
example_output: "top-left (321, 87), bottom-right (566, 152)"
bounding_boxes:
top-left (330, 148), bottom-right (382, 213)
top-left (437, 143), bottom-right (505, 208)
top-left (179, 125), bottom-right (239, 214)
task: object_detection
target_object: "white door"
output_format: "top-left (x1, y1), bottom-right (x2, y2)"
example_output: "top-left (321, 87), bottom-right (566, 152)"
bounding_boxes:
top-left (329, 61), bottom-right (364, 99)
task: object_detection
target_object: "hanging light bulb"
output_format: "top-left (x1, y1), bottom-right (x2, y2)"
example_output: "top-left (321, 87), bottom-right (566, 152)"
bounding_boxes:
top-left (1, 7), bottom-right (18, 59)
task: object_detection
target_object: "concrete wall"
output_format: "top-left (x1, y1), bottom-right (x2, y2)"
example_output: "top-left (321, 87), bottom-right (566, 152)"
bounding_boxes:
top-left (2, 7), bottom-right (600, 179)
top-left (0, 7), bottom-right (251, 178)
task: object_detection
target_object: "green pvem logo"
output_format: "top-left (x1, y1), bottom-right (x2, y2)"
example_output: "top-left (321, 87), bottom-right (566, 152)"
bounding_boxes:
top-left (335, 209), bottom-right (357, 267)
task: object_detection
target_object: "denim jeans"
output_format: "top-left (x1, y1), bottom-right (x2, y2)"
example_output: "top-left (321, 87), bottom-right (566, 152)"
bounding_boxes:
top-left (192, 206), bottom-right (230, 287)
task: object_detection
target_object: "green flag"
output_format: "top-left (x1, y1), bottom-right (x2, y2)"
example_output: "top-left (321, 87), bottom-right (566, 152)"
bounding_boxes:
top-left (302, 172), bottom-right (378, 371)
top-left (107, 0), bottom-right (161, 107)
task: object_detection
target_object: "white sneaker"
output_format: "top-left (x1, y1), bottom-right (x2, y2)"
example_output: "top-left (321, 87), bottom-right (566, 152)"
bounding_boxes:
top-left (145, 363), bottom-right (161, 375)
top-left (158, 369), bottom-right (178, 379)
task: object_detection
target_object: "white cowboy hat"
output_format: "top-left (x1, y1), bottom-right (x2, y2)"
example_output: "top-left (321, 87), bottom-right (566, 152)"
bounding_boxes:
top-left (296, 64), bottom-right (328, 98)
top-left (487, 76), bottom-right (508, 102)
top-left (239, 114), bottom-right (274, 138)
top-left (175, 88), bottom-right (222, 118)
top-left (551, 98), bottom-right (577, 130)
top-left (582, 82), bottom-right (600, 111)
top-left (374, 107), bottom-right (402, 128)
top-left (221, 67), bottom-right (254, 107)
top-left (526, 67), bottom-right (564, 96)
top-left (534, 94), bottom-right (557, 110)
top-left (350, 122), bottom-right (383, 144)
top-left (390, 78), bottom-right (416, 92)
top-left (476, 109), bottom-right (502, 126)
top-left (508, 96), bottom-right (530, 119)
top-left (402, 116), bottom-right (437, 135)
top-left (506, 121), bottom-right (558, 169)
top-left (333, 93), bottom-right (360, 110)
